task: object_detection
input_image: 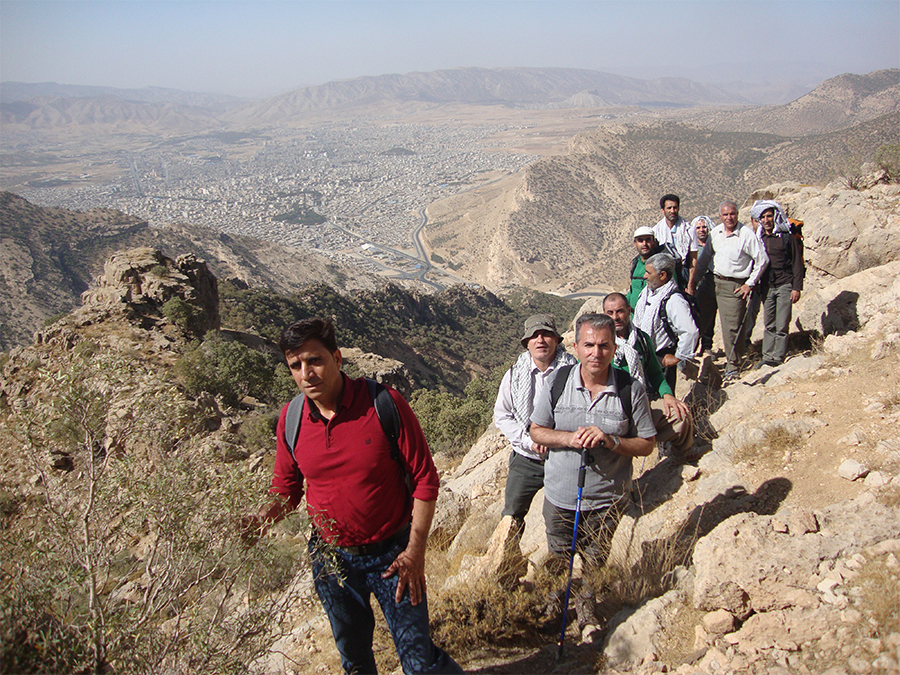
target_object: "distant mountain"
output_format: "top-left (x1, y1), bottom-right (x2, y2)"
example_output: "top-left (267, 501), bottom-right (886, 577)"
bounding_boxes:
top-left (226, 67), bottom-right (747, 124)
top-left (691, 69), bottom-right (900, 136)
top-left (0, 95), bottom-right (223, 134)
top-left (0, 82), bottom-right (246, 112)
top-left (0, 193), bottom-right (377, 350)
top-left (422, 111), bottom-right (899, 293)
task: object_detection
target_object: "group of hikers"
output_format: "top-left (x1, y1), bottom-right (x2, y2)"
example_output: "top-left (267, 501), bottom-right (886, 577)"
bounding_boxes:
top-left (243, 193), bottom-right (805, 673)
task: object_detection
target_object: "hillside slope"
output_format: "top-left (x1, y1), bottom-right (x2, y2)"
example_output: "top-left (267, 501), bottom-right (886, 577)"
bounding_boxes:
top-left (422, 112), bottom-right (899, 294)
top-left (0, 193), bottom-right (377, 350)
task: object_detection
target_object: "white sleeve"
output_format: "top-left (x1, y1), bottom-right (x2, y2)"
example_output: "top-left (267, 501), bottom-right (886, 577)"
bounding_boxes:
top-left (493, 368), bottom-right (532, 453)
top-left (668, 295), bottom-right (699, 362)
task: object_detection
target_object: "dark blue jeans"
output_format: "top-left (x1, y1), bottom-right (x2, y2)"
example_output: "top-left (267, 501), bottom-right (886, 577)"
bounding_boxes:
top-left (309, 527), bottom-right (462, 675)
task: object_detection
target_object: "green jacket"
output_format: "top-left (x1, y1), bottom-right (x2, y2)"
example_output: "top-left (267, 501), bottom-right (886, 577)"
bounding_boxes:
top-left (613, 326), bottom-right (673, 399)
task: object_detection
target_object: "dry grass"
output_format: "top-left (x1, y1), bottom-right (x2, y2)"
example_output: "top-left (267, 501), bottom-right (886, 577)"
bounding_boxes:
top-left (655, 601), bottom-right (706, 665)
top-left (853, 552), bottom-right (900, 640)
top-left (875, 484), bottom-right (900, 509)
top-left (731, 423), bottom-right (804, 467)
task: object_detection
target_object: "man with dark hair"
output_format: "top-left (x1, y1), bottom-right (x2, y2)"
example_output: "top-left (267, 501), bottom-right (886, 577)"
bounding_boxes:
top-left (692, 201), bottom-right (769, 381)
top-left (248, 317), bottom-right (461, 675)
top-left (626, 226), bottom-right (663, 308)
top-left (494, 314), bottom-right (577, 534)
top-left (653, 193), bottom-right (697, 288)
top-left (530, 313), bottom-right (655, 569)
top-left (603, 292), bottom-right (695, 459)
top-left (633, 252), bottom-right (699, 395)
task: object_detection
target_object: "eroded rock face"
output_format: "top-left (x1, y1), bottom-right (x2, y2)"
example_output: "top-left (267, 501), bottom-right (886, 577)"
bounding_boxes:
top-left (340, 347), bottom-right (413, 397)
top-left (74, 247), bottom-right (220, 336)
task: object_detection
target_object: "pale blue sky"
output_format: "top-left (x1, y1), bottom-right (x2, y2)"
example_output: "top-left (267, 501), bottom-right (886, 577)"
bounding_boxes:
top-left (1, 0), bottom-right (898, 97)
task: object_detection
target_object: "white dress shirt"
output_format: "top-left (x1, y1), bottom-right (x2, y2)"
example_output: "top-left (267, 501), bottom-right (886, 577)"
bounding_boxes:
top-left (633, 279), bottom-right (699, 362)
top-left (696, 221), bottom-right (768, 286)
top-left (654, 216), bottom-right (698, 264)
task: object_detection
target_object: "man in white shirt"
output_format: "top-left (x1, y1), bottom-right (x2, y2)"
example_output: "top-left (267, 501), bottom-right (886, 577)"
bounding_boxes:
top-left (494, 314), bottom-right (577, 534)
top-left (634, 252), bottom-right (699, 395)
top-left (653, 193), bottom-right (698, 288)
top-left (692, 201), bottom-right (769, 380)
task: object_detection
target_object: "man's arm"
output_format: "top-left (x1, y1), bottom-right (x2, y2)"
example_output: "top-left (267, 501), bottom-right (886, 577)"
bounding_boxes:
top-left (383, 498), bottom-right (435, 605)
top-left (530, 423), bottom-right (654, 457)
top-left (742, 230), bottom-right (769, 294)
top-left (493, 368), bottom-right (534, 454)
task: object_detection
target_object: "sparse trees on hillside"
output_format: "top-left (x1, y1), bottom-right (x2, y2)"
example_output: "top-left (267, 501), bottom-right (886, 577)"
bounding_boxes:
top-left (1, 350), bottom-right (309, 674)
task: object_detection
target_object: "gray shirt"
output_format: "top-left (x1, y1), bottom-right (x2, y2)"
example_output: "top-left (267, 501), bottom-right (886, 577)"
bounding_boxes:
top-left (531, 365), bottom-right (655, 511)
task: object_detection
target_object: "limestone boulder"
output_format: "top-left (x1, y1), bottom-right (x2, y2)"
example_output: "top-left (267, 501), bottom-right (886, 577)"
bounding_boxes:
top-left (794, 259), bottom-right (900, 336)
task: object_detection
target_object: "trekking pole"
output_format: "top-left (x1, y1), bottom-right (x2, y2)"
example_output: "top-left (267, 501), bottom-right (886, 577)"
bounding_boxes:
top-left (557, 446), bottom-right (590, 659)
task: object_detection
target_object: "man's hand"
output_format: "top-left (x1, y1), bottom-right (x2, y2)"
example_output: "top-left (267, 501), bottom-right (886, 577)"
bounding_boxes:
top-left (238, 514), bottom-right (268, 547)
top-left (383, 543), bottom-right (427, 605)
top-left (662, 393), bottom-right (689, 421)
top-left (570, 425), bottom-right (606, 449)
top-left (532, 442), bottom-right (550, 457)
top-left (660, 353), bottom-right (679, 368)
top-left (735, 284), bottom-right (753, 300)
top-left (790, 290), bottom-right (801, 304)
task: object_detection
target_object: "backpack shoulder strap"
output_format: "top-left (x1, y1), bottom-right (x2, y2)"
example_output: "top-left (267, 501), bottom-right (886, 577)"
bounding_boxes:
top-left (367, 379), bottom-right (402, 464)
top-left (550, 364), bottom-right (575, 411)
top-left (284, 393), bottom-right (306, 462)
top-left (658, 288), bottom-right (678, 346)
top-left (612, 367), bottom-right (634, 435)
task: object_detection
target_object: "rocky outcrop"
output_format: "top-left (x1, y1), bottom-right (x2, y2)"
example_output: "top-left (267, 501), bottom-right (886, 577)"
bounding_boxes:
top-left (340, 347), bottom-right (414, 397)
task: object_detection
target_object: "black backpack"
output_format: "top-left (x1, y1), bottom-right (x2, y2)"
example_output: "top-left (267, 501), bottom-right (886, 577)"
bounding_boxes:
top-left (658, 286), bottom-right (700, 349)
top-left (548, 364), bottom-right (634, 436)
top-left (283, 379), bottom-right (410, 491)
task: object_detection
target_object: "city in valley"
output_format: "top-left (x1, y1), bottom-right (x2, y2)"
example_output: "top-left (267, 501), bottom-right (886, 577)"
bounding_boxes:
top-left (1, 117), bottom-right (552, 288)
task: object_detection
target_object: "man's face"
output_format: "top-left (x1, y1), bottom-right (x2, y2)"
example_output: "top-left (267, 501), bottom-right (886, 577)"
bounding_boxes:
top-left (603, 296), bottom-right (631, 337)
top-left (284, 338), bottom-right (343, 403)
top-left (634, 235), bottom-right (656, 259)
top-left (575, 324), bottom-right (616, 378)
top-left (760, 208), bottom-right (776, 234)
top-left (526, 330), bottom-right (560, 365)
top-left (662, 200), bottom-right (680, 225)
top-left (644, 263), bottom-right (665, 290)
top-left (695, 220), bottom-right (709, 243)
top-left (720, 204), bottom-right (739, 230)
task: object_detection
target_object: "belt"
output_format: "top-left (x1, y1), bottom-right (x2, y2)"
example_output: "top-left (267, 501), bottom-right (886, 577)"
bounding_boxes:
top-left (714, 274), bottom-right (749, 284)
top-left (332, 523), bottom-right (410, 556)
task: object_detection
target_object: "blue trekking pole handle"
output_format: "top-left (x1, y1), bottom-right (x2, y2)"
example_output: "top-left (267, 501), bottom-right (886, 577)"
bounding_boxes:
top-left (558, 446), bottom-right (590, 658)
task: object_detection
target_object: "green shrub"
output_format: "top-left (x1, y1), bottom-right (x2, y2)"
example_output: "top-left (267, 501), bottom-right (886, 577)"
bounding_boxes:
top-left (162, 296), bottom-right (202, 335)
top-left (176, 332), bottom-right (275, 408)
top-left (875, 143), bottom-right (900, 182)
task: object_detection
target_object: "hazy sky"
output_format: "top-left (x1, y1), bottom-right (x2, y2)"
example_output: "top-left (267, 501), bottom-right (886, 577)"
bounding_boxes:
top-left (2, 0), bottom-right (898, 97)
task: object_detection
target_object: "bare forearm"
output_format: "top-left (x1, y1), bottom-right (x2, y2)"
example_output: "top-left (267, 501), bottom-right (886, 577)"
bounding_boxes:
top-left (408, 498), bottom-right (435, 555)
top-left (530, 423), bottom-right (576, 448)
top-left (615, 436), bottom-right (655, 457)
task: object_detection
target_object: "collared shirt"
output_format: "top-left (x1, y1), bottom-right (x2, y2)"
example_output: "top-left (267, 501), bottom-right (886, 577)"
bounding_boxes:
top-left (271, 374), bottom-right (440, 546)
top-left (654, 216), bottom-right (698, 264)
top-left (633, 279), bottom-right (699, 362)
top-left (697, 221), bottom-right (769, 287)
top-left (494, 349), bottom-right (577, 459)
top-left (531, 366), bottom-right (655, 511)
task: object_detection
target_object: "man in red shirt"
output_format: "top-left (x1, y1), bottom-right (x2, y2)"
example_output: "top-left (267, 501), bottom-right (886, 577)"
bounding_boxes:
top-left (250, 317), bottom-right (461, 674)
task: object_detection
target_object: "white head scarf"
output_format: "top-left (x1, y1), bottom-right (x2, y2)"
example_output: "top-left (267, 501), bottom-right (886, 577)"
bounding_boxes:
top-left (749, 200), bottom-right (791, 237)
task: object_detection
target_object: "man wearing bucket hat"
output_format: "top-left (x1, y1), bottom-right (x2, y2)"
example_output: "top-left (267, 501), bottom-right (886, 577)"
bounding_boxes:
top-left (494, 314), bottom-right (578, 534)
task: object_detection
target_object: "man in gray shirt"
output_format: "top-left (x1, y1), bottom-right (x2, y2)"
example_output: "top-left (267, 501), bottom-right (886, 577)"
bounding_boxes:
top-left (530, 313), bottom-right (656, 569)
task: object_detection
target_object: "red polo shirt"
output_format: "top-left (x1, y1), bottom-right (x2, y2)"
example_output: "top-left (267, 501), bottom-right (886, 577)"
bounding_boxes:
top-left (271, 374), bottom-right (440, 546)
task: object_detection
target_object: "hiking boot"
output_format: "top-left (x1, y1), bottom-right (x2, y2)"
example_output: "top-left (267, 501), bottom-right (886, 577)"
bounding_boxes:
top-left (573, 588), bottom-right (596, 632)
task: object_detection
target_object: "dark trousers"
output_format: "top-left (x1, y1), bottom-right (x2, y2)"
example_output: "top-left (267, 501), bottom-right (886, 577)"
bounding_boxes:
top-left (502, 451), bottom-right (544, 521)
top-left (309, 528), bottom-right (463, 674)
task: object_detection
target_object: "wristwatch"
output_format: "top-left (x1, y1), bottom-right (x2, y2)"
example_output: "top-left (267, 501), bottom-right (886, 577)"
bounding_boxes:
top-left (607, 435), bottom-right (621, 451)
